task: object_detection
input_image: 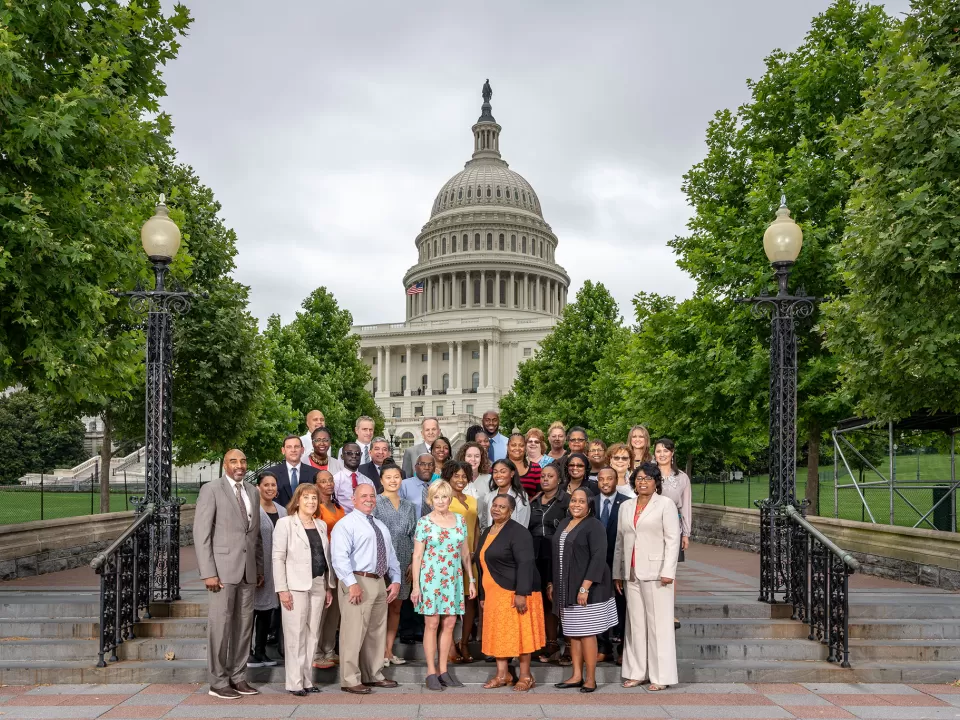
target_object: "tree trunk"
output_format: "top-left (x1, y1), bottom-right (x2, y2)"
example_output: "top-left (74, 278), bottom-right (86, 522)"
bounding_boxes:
top-left (805, 421), bottom-right (820, 516)
top-left (685, 453), bottom-right (694, 478)
top-left (99, 411), bottom-right (113, 514)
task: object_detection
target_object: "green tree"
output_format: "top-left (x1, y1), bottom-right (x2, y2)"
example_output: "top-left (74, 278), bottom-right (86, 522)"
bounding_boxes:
top-left (0, 390), bottom-right (85, 485)
top-left (265, 288), bottom-right (382, 449)
top-left (826, 0), bottom-right (960, 419)
top-left (670, 0), bottom-right (892, 509)
top-left (500, 281), bottom-right (622, 434)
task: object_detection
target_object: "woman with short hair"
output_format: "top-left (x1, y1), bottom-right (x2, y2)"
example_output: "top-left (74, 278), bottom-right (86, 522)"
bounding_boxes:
top-left (479, 458), bottom-right (530, 532)
top-left (411, 480), bottom-right (476, 691)
top-left (549, 487), bottom-right (616, 693)
top-left (587, 440), bottom-right (607, 482)
top-left (607, 442), bottom-right (635, 498)
top-left (272, 483), bottom-right (335, 695)
top-left (525, 427), bottom-right (553, 468)
top-left (563, 452), bottom-right (598, 496)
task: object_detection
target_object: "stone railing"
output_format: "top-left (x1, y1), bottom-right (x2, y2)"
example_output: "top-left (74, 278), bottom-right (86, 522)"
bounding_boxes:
top-left (692, 504), bottom-right (960, 590)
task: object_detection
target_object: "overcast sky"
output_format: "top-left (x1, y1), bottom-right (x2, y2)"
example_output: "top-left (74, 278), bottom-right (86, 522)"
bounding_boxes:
top-left (160, 0), bottom-right (910, 328)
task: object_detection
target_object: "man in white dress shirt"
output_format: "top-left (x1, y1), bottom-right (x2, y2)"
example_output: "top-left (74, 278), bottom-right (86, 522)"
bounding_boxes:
top-left (337, 416), bottom-right (376, 465)
top-left (331, 442), bottom-right (374, 512)
top-left (298, 409), bottom-right (325, 456)
top-left (401, 416), bottom-right (440, 478)
top-left (330, 484), bottom-right (401, 694)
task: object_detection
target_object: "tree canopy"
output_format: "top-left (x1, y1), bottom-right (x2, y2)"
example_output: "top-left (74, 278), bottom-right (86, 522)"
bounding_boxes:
top-left (0, 390), bottom-right (85, 485)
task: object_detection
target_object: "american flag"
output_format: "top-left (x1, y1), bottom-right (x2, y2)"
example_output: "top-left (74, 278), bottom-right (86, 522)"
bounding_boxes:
top-left (406, 281), bottom-right (424, 295)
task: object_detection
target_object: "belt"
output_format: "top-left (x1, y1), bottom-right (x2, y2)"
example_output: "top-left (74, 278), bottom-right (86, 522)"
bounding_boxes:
top-left (354, 571), bottom-right (382, 579)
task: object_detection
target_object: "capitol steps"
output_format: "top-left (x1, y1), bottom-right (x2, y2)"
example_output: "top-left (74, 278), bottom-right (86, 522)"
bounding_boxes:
top-left (4, 591), bottom-right (960, 684)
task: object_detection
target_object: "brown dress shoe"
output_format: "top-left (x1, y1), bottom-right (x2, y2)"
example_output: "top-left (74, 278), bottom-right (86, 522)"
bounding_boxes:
top-left (208, 686), bottom-right (241, 699)
top-left (341, 685), bottom-right (372, 695)
top-left (363, 680), bottom-right (399, 688)
top-left (231, 681), bottom-right (259, 695)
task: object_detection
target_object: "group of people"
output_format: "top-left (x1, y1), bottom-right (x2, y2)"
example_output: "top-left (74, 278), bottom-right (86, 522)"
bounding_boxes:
top-left (194, 409), bottom-right (693, 699)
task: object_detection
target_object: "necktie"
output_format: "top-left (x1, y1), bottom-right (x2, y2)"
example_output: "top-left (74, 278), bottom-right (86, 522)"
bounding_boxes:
top-left (291, 467), bottom-right (298, 490)
top-left (362, 445), bottom-right (370, 465)
top-left (366, 514), bottom-right (388, 578)
top-left (351, 472), bottom-right (358, 489)
top-left (601, 498), bottom-right (611, 528)
top-left (234, 482), bottom-right (247, 527)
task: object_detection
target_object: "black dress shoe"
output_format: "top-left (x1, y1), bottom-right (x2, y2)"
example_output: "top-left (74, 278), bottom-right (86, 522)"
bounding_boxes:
top-left (305, 686), bottom-right (321, 693)
top-left (363, 680), bottom-right (399, 688)
top-left (580, 684), bottom-right (598, 693)
top-left (289, 689), bottom-right (308, 697)
top-left (554, 680), bottom-right (584, 689)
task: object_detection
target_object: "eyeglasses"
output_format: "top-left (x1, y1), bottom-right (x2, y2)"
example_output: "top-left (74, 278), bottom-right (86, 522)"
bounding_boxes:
top-left (342, 450), bottom-right (362, 456)
top-left (612, 455), bottom-right (630, 462)
top-left (567, 463), bottom-right (585, 469)
top-left (416, 461), bottom-right (434, 467)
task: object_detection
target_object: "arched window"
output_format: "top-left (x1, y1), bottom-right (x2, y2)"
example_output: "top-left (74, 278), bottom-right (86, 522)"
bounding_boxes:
top-left (426, 244), bottom-right (431, 259)
top-left (441, 236), bottom-right (447, 254)
top-left (499, 233), bottom-right (505, 250)
top-left (496, 186), bottom-right (502, 198)
top-left (486, 186), bottom-right (492, 198)
top-left (473, 278), bottom-right (481, 305)
top-left (522, 236), bottom-right (527, 253)
top-left (471, 372), bottom-right (480, 391)
top-left (486, 233), bottom-right (493, 250)
top-left (511, 234), bottom-right (517, 251)
top-left (401, 375), bottom-right (407, 392)
top-left (474, 233), bottom-right (481, 250)
top-left (539, 242), bottom-right (544, 258)
top-left (477, 185), bottom-right (482, 199)
top-left (442, 373), bottom-right (449, 391)
top-left (434, 240), bottom-right (438, 257)
top-left (467, 186), bottom-right (472, 199)
top-left (451, 236), bottom-right (457, 253)
top-left (486, 277), bottom-right (494, 305)
top-left (506, 188), bottom-right (511, 200)
top-left (421, 374), bottom-right (428, 388)
top-left (458, 188), bottom-right (463, 200)
top-left (522, 191), bottom-right (527, 203)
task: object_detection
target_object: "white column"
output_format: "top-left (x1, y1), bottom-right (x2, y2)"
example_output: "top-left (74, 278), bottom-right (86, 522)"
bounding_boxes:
top-left (509, 271), bottom-right (515, 308)
top-left (456, 340), bottom-right (463, 390)
top-left (404, 344), bottom-right (412, 396)
top-left (448, 341), bottom-right (454, 392)
top-left (465, 271), bottom-right (472, 307)
top-left (479, 340), bottom-right (487, 389)
top-left (426, 343), bottom-right (433, 392)
top-left (535, 276), bottom-right (541, 311)
top-left (495, 270), bottom-right (501, 308)
top-left (377, 346), bottom-right (384, 394)
top-left (384, 346), bottom-right (392, 395)
top-left (491, 340), bottom-right (499, 390)
top-left (480, 270), bottom-right (487, 307)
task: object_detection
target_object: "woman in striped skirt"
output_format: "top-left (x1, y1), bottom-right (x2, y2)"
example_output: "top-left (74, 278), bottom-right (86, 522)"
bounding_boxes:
top-left (547, 487), bottom-right (617, 693)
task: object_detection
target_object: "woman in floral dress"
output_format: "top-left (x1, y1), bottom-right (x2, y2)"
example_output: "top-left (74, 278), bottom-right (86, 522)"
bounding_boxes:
top-left (411, 480), bottom-right (477, 691)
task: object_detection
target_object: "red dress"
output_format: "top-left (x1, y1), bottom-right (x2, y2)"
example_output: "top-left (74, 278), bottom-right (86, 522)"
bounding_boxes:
top-left (518, 462), bottom-right (542, 496)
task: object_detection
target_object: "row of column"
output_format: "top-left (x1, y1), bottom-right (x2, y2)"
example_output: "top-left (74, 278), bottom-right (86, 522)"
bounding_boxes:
top-left (406, 271), bottom-right (567, 319)
top-left (373, 339), bottom-right (506, 396)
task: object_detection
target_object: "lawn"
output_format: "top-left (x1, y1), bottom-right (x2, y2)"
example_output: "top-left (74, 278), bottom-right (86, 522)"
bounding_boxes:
top-left (0, 488), bottom-right (200, 526)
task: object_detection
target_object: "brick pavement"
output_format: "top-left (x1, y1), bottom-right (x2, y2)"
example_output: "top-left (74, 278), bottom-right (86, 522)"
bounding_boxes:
top-left (1, 682), bottom-right (959, 719)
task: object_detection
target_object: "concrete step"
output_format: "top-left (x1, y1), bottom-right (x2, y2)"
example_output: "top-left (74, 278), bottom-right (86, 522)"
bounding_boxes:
top-left (849, 599), bottom-right (960, 619)
top-left (850, 619), bottom-right (960, 639)
top-left (848, 638), bottom-right (960, 661)
top-left (675, 638), bottom-right (826, 661)
top-left (5, 657), bottom-right (960, 685)
top-left (678, 619), bottom-right (809, 639)
top-left (136, 618), bottom-right (206, 638)
top-left (0, 594), bottom-right (99, 620)
top-left (0, 639), bottom-right (99, 662)
top-left (0, 619), bottom-right (99, 639)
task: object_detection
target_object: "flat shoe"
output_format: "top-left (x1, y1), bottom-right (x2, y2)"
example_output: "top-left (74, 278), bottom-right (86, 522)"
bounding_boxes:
top-left (425, 674), bottom-right (444, 691)
top-left (389, 654), bottom-right (407, 665)
top-left (554, 680), bottom-right (584, 689)
top-left (289, 689), bottom-right (308, 697)
top-left (305, 686), bottom-right (321, 693)
top-left (439, 671), bottom-right (464, 688)
top-left (580, 685), bottom-right (597, 693)
top-left (622, 679), bottom-right (643, 688)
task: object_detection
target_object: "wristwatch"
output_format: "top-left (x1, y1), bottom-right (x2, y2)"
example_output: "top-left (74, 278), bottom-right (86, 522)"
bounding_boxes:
top-left (578, 587), bottom-right (588, 594)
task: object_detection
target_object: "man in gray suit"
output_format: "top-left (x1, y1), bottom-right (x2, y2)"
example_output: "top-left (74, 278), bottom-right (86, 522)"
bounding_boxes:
top-left (401, 416), bottom-right (440, 478)
top-left (195, 448), bottom-right (264, 699)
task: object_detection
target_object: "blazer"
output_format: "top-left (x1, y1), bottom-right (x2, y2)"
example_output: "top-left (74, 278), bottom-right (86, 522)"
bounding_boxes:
top-left (265, 462), bottom-right (319, 508)
top-left (272, 513), bottom-right (336, 593)
top-left (476, 519), bottom-right (539, 598)
top-left (357, 461), bottom-right (385, 493)
top-left (594, 491), bottom-right (628, 567)
top-left (401, 441), bottom-right (429, 479)
top-left (551, 516), bottom-right (612, 611)
top-left (254, 504), bottom-right (287, 611)
top-left (612, 492), bottom-right (681, 583)
top-left (194, 476), bottom-right (263, 585)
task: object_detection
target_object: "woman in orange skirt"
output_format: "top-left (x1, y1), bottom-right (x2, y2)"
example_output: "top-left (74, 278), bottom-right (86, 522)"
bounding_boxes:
top-left (478, 494), bottom-right (546, 691)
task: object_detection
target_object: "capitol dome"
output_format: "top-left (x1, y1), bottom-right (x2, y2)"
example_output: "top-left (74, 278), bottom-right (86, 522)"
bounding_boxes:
top-left (403, 80), bottom-right (569, 323)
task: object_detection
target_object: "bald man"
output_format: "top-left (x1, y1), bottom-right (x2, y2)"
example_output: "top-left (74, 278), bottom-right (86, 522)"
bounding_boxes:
top-left (299, 410), bottom-right (326, 454)
top-left (194, 449), bottom-right (264, 699)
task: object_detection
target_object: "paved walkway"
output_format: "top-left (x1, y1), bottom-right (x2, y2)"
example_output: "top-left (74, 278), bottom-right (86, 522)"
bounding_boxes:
top-left (1, 681), bottom-right (959, 719)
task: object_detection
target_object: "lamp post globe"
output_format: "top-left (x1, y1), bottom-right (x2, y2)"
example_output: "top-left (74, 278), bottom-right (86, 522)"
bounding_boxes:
top-left (141, 194), bottom-right (182, 263)
top-left (763, 195), bottom-right (803, 265)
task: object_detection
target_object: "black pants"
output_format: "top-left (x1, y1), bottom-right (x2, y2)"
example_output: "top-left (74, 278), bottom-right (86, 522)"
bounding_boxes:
top-left (398, 598), bottom-right (424, 640)
top-left (252, 608), bottom-right (283, 656)
top-left (598, 584), bottom-right (626, 656)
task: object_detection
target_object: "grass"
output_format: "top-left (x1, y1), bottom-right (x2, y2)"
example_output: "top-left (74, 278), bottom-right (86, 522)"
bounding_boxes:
top-left (0, 488), bottom-right (200, 526)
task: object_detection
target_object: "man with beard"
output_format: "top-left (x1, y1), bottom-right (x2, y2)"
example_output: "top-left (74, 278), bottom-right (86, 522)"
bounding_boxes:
top-left (482, 410), bottom-right (509, 463)
top-left (331, 442), bottom-right (375, 512)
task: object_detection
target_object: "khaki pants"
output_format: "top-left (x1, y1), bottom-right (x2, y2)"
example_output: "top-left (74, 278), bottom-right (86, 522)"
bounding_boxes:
top-left (338, 575), bottom-right (387, 688)
top-left (207, 581), bottom-right (255, 688)
top-left (316, 584), bottom-right (341, 660)
top-left (621, 576), bottom-right (678, 686)
top-left (281, 575), bottom-right (328, 691)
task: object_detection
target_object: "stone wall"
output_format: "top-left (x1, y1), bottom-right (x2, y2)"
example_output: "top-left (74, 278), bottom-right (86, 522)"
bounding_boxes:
top-left (691, 503), bottom-right (960, 591)
top-left (0, 505), bottom-right (196, 581)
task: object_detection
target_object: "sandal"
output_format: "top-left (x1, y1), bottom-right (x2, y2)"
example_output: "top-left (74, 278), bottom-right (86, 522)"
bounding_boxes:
top-left (558, 652), bottom-right (572, 667)
top-left (513, 676), bottom-right (536, 692)
top-left (622, 679), bottom-right (643, 688)
top-left (538, 641), bottom-right (560, 664)
top-left (648, 683), bottom-right (668, 691)
top-left (483, 675), bottom-right (514, 689)
top-left (456, 639), bottom-right (474, 664)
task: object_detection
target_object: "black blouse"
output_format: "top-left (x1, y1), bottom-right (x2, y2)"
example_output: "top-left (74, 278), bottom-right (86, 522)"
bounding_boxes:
top-left (550, 516), bottom-right (612, 612)
top-left (304, 527), bottom-right (328, 579)
top-left (477, 519), bottom-right (539, 598)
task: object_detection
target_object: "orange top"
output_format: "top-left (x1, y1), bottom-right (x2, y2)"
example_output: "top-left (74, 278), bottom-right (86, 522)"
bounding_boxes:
top-left (318, 503), bottom-right (345, 540)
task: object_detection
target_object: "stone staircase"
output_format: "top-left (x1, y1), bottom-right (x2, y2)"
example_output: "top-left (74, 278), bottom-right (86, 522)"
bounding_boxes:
top-left (3, 586), bottom-right (960, 684)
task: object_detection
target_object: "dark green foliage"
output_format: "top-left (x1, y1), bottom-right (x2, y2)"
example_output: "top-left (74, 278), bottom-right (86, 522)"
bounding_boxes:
top-left (0, 390), bottom-right (85, 484)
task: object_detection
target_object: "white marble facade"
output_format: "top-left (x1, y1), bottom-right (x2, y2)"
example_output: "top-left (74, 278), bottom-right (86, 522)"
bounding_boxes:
top-left (351, 83), bottom-right (569, 448)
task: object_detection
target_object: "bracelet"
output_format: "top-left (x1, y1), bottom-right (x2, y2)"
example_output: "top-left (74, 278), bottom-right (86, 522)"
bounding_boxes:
top-left (469, 578), bottom-right (476, 583)
top-left (578, 587), bottom-right (588, 594)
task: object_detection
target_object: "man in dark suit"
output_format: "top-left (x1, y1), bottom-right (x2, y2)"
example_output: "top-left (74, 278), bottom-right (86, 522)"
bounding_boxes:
top-left (357, 437), bottom-right (391, 492)
top-left (265, 435), bottom-right (319, 507)
top-left (595, 467), bottom-right (628, 661)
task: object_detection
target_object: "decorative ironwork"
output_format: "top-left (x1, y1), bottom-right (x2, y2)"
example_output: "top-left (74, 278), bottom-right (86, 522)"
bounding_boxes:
top-left (92, 504), bottom-right (155, 667)
top-left (114, 260), bottom-right (194, 603)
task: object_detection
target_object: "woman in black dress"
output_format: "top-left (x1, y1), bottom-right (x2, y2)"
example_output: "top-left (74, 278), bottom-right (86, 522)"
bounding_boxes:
top-left (547, 487), bottom-right (617, 693)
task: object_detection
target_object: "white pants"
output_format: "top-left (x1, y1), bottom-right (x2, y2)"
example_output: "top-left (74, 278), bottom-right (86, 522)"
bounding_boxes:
top-left (622, 577), bottom-right (678, 686)
top-left (281, 575), bottom-right (327, 691)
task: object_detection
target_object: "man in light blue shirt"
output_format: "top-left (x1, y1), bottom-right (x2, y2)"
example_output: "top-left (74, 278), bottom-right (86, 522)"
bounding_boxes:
top-left (330, 484), bottom-right (400, 694)
top-left (483, 410), bottom-right (509, 462)
top-left (399, 453), bottom-right (435, 517)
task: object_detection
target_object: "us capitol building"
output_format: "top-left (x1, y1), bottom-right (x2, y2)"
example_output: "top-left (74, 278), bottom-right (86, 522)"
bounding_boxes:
top-left (351, 81), bottom-right (570, 447)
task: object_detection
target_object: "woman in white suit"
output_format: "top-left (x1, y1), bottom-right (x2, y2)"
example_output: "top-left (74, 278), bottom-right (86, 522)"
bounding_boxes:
top-left (273, 483), bottom-right (335, 695)
top-left (613, 461), bottom-right (680, 690)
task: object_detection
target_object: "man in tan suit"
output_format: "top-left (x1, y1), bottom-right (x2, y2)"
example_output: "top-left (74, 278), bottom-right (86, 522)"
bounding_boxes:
top-left (195, 449), bottom-right (264, 699)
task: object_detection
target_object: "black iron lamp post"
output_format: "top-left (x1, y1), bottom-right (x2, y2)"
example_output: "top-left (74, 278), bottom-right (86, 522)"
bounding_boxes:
top-left (741, 196), bottom-right (816, 604)
top-left (117, 195), bottom-right (194, 602)
top-left (387, 420), bottom-right (402, 461)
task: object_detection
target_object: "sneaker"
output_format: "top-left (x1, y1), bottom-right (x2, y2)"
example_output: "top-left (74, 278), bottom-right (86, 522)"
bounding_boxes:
top-left (261, 655), bottom-right (278, 667)
top-left (247, 654), bottom-right (266, 668)
top-left (389, 655), bottom-right (406, 665)
top-left (209, 686), bottom-right (241, 699)
top-left (383, 657), bottom-right (391, 668)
